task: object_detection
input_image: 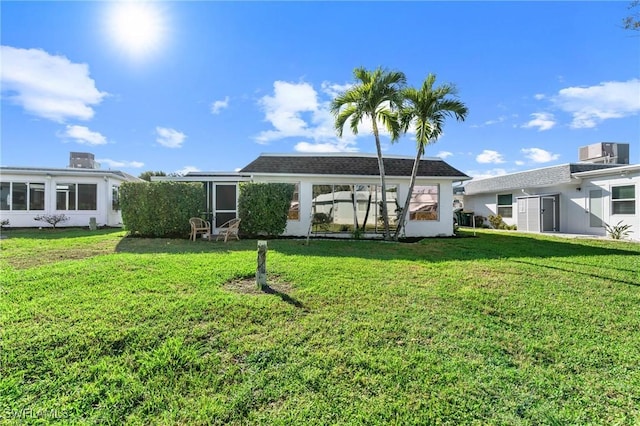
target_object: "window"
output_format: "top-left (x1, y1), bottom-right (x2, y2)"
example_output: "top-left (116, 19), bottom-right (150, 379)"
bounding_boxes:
top-left (29, 183), bottom-right (45, 210)
top-left (612, 185), bottom-right (635, 215)
top-left (409, 185), bottom-right (439, 221)
top-left (78, 184), bottom-right (97, 210)
top-left (112, 186), bottom-right (120, 211)
top-left (497, 194), bottom-right (513, 218)
top-left (56, 183), bottom-right (97, 211)
top-left (11, 183), bottom-right (27, 211)
top-left (0, 182), bottom-right (9, 210)
top-left (288, 183), bottom-right (300, 220)
top-left (0, 182), bottom-right (45, 211)
top-left (57, 184), bottom-right (76, 210)
top-left (311, 184), bottom-right (395, 233)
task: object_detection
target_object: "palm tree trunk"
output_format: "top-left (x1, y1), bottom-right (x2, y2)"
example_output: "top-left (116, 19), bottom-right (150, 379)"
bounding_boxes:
top-left (350, 185), bottom-right (359, 231)
top-left (394, 144), bottom-right (424, 240)
top-left (372, 120), bottom-right (390, 239)
top-left (360, 188), bottom-right (373, 232)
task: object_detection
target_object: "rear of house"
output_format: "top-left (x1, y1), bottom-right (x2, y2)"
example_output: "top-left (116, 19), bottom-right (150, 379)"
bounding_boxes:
top-left (158, 153), bottom-right (470, 239)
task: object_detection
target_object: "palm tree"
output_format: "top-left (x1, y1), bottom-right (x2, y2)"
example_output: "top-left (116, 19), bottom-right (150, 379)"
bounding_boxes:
top-left (394, 74), bottom-right (468, 240)
top-left (331, 67), bottom-right (406, 239)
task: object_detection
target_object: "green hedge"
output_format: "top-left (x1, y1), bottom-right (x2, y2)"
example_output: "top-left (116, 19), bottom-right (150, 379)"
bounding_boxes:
top-left (238, 183), bottom-right (294, 237)
top-left (120, 181), bottom-right (204, 237)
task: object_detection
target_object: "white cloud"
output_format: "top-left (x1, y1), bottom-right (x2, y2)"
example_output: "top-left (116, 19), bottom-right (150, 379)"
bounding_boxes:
top-left (522, 112), bottom-right (556, 131)
top-left (515, 160), bottom-right (525, 166)
top-left (256, 81), bottom-right (319, 142)
top-left (210, 96), bottom-right (229, 114)
top-left (484, 116), bottom-right (507, 126)
top-left (155, 127), bottom-right (186, 148)
top-left (534, 94), bottom-right (546, 100)
top-left (0, 45), bottom-right (107, 122)
top-left (466, 168), bottom-right (508, 180)
top-left (437, 151), bottom-right (453, 159)
top-left (59, 125), bottom-right (107, 145)
top-left (476, 150), bottom-right (505, 164)
top-left (320, 81), bottom-right (353, 98)
top-left (553, 79), bottom-right (640, 129)
top-left (470, 115), bottom-right (508, 128)
top-left (175, 166), bottom-right (200, 175)
top-left (521, 148), bottom-right (560, 163)
top-left (98, 158), bottom-right (144, 168)
top-left (255, 80), bottom-right (360, 152)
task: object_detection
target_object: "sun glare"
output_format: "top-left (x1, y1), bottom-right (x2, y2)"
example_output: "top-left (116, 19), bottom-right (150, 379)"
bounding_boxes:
top-left (107, 2), bottom-right (166, 60)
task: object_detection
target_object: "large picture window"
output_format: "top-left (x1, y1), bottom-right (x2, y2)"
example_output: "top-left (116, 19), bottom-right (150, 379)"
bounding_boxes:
top-left (497, 194), bottom-right (513, 218)
top-left (0, 182), bottom-right (45, 211)
top-left (409, 185), bottom-right (439, 221)
top-left (612, 185), bottom-right (635, 215)
top-left (311, 184), bottom-right (397, 234)
top-left (56, 183), bottom-right (97, 211)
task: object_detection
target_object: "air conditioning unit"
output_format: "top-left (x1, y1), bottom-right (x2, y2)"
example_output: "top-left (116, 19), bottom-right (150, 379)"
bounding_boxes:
top-left (69, 152), bottom-right (99, 169)
top-left (578, 143), bottom-right (629, 164)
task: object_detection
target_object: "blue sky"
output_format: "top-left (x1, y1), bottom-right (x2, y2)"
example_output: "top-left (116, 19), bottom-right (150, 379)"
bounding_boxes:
top-left (1, 1), bottom-right (639, 179)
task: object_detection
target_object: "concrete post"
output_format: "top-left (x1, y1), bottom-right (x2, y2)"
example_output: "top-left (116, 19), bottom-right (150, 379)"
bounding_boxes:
top-left (257, 240), bottom-right (267, 290)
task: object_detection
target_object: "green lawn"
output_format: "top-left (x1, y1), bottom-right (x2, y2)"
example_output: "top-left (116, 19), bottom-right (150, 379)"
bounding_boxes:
top-left (1, 229), bottom-right (639, 425)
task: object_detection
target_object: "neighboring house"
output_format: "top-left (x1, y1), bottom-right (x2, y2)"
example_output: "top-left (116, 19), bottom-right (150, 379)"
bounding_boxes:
top-left (158, 153), bottom-right (470, 238)
top-left (0, 160), bottom-right (140, 228)
top-left (463, 163), bottom-right (639, 240)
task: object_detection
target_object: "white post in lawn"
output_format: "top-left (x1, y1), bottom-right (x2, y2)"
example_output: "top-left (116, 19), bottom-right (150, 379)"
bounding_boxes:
top-left (257, 240), bottom-right (267, 289)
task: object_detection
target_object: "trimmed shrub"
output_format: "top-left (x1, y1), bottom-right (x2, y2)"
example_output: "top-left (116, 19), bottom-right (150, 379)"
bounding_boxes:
top-left (238, 183), bottom-right (294, 237)
top-left (120, 181), bottom-right (204, 237)
top-left (488, 214), bottom-right (517, 230)
top-left (488, 214), bottom-right (506, 229)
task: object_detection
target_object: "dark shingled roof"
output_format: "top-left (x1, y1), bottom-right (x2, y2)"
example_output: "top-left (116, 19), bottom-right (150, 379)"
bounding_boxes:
top-left (464, 163), bottom-right (624, 195)
top-left (239, 155), bottom-right (469, 179)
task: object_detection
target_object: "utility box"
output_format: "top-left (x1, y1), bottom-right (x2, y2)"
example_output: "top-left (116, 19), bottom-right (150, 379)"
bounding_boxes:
top-left (578, 143), bottom-right (629, 165)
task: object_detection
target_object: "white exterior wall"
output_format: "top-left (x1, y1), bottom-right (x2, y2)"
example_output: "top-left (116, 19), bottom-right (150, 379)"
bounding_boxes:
top-left (0, 171), bottom-right (126, 228)
top-left (252, 174), bottom-right (457, 238)
top-left (463, 193), bottom-right (502, 225)
top-left (463, 170), bottom-right (639, 241)
top-left (578, 171), bottom-right (639, 241)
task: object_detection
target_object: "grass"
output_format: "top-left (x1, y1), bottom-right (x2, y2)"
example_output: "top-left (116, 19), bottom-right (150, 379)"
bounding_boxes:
top-left (1, 228), bottom-right (639, 424)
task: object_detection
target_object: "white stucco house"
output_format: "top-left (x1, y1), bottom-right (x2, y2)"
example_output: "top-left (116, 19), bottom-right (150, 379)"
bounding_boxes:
top-left (157, 153), bottom-right (470, 238)
top-left (463, 162), bottom-right (639, 241)
top-left (0, 156), bottom-right (140, 228)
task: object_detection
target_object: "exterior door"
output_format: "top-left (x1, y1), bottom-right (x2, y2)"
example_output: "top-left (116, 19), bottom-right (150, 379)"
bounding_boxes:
top-left (587, 189), bottom-right (603, 230)
top-left (541, 197), bottom-right (556, 232)
top-left (214, 184), bottom-right (237, 227)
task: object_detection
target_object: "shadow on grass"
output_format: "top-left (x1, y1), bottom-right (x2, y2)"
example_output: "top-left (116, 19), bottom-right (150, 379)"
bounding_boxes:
top-left (510, 258), bottom-right (640, 287)
top-left (261, 284), bottom-right (307, 310)
top-left (113, 229), bottom-right (639, 264)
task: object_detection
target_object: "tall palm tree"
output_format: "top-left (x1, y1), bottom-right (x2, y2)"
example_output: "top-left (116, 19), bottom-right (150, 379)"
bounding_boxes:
top-left (394, 74), bottom-right (468, 240)
top-left (331, 67), bottom-right (406, 239)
